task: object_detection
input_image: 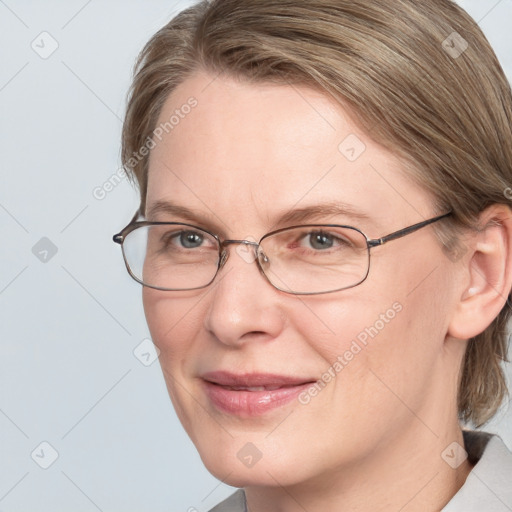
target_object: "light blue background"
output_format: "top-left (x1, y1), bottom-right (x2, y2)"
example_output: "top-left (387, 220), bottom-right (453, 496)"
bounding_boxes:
top-left (1, 1), bottom-right (511, 511)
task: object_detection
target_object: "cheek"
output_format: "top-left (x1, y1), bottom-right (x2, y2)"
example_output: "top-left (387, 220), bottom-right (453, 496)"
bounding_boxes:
top-left (293, 272), bottom-right (444, 416)
top-left (142, 288), bottom-right (205, 364)
top-left (142, 288), bottom-right (208, 430)
top-left (291, 291), bottom-right (402, 364)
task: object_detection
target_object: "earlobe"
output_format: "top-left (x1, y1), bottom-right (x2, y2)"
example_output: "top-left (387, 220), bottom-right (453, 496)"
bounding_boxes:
top-left (448, 204), bottom-right (512, 340)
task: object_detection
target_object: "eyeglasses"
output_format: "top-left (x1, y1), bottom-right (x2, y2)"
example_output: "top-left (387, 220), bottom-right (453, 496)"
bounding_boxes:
top-left (113, 211), bottom-right (452, 295)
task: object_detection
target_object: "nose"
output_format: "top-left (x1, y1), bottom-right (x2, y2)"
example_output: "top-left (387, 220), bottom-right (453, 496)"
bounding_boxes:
top-left (203, 241), bottom-right (285, 347)
top-left (218, 239), bottom-right (261, 268)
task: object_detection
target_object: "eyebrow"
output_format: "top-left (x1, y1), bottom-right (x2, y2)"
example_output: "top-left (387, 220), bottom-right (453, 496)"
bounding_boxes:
top-left (145, 200), bottom-right (372, 231)
top-left (146, 201), bottom-right (214, 224)
top-left (276, 203), bottom-right (371, 226)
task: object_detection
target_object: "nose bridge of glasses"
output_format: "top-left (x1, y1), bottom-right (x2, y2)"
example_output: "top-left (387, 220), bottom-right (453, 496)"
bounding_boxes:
top-left (219, 239), bottom-right (261, 268)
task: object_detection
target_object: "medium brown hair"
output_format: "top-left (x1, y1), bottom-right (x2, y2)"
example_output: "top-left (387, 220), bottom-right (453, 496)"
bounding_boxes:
top-left (121, 0), bottom-right (512, 426)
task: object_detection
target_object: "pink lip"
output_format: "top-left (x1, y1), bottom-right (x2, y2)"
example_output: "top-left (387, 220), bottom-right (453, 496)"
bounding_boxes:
top-left (201, 371), bottom-right (315, 417)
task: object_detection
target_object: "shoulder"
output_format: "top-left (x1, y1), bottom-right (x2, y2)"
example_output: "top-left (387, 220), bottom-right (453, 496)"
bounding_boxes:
top-left (209, 489), bottom-right (247, 512)
top-left (443, 430), bottom-right (512, 511)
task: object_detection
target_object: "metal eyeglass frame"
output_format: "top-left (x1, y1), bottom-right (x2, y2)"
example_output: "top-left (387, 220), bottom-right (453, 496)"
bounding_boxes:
top-left (113, 210), bottom-right (453, 295)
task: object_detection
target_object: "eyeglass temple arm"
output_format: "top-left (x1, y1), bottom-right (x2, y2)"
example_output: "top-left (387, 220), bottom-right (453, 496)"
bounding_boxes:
top-left (367, 212), bottom-right (452, 248)
top-left (113, 208), bottom-right (142, 244)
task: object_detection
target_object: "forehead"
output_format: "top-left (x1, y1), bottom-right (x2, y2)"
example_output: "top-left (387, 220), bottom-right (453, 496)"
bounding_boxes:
top-left (146, 70), bottom-right (432, 235)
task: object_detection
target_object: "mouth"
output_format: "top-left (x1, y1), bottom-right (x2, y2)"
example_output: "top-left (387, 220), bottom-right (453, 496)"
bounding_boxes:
top-left (201, 371), bottom-right (316, 416)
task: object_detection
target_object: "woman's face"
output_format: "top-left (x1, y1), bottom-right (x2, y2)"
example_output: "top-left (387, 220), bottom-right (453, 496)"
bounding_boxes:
top-left (143, 71), bottom-right (460, 487)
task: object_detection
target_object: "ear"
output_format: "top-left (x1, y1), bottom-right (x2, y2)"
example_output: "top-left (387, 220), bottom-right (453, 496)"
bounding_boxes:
top-left (448, 204), bottom-right (512, 340)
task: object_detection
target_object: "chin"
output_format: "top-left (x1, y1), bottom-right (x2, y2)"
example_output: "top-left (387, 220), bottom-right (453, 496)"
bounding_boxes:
top-left (200, 454), bottom-right (296, 488)
top-left (190, 429), bottom-right (316, 489)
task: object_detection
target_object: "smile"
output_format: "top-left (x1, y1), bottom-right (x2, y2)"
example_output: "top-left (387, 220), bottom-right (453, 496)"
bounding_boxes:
top-left (201, 371), bottom-right (316, 416)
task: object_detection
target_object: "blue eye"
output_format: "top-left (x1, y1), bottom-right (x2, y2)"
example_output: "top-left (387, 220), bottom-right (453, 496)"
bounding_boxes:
top-left (308, 232), bottom-right (334, 250)
top-left (179, 231), bottom-right (204, 248)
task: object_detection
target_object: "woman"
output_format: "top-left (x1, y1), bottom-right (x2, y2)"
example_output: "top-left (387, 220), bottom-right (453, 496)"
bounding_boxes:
top-left (114, 0), bottom-right (512, 510)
